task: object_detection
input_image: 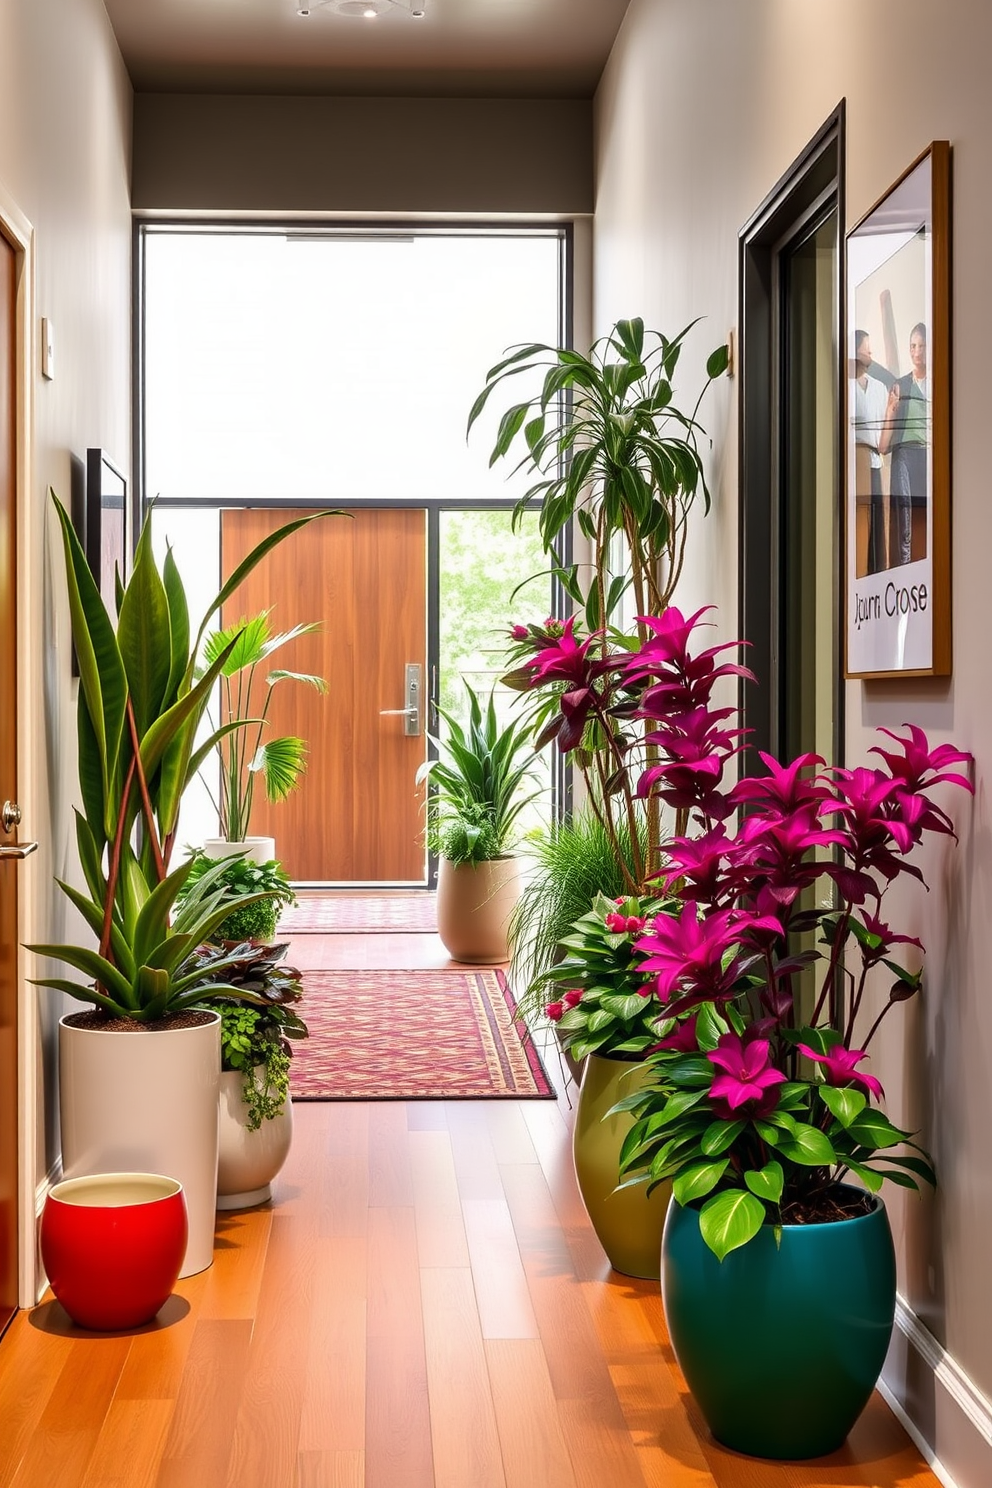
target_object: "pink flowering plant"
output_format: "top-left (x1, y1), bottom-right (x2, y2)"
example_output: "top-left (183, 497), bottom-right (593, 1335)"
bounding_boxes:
top-left (539, 891), bottom-right (674, 1060)
top-left (510, 605), bottom-right (973, 1258)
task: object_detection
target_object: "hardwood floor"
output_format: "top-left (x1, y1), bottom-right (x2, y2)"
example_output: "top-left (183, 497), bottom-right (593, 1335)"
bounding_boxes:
top-left (0, 929), bottom-right (941, 1488)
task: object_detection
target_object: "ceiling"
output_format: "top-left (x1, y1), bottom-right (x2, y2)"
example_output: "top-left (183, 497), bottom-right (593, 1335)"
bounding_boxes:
top-left (103, 0), bottom-right (632, 98)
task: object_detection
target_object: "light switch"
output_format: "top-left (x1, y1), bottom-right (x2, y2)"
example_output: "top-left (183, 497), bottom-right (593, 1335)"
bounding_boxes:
top-left (41, 317), bottom-right (54, 380)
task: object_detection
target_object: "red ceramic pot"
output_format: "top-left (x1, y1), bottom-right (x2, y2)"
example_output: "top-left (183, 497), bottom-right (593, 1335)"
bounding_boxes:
top-left (41, 1173), bottom-right (188, 1330)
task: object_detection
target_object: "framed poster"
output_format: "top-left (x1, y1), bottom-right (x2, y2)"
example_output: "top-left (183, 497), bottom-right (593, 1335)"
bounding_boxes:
top-left (845, 141), bottom-right (950, 678)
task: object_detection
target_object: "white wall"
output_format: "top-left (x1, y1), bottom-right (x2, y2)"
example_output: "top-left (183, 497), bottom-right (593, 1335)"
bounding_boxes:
top-left (0, 0), bottom-right (132, 1290)
top-left (595, 3), bottom-right (992, 1483)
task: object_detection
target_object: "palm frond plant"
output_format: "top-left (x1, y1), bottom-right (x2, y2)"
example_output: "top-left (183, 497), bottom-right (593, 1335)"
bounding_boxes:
top-left (28, 492), bottom-right (332, 1021)
top-left (199, 610), bottom-right (328, 843)
top-left (417, 682), bottom-right (539, 865)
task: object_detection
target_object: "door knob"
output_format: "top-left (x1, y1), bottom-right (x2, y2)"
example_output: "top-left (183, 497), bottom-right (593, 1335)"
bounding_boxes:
top-left (1, 799), bottom-right (38, 858)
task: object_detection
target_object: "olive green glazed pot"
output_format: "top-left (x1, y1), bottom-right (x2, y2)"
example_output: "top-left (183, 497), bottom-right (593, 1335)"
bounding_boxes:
top-left (572, 1053), bottom-right (670, 1279)
top-left (662, 1192), bottom-right (896, 1459)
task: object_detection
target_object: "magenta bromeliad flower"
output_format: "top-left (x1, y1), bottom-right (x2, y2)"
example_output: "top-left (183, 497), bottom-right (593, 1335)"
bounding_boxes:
top-left (523, 616), bottom-right (601, 688)
top-left (796, 1042), bottom-right (884, 1101)
top-left (707, 1032), bottom-right (787, 1116)
top-left (623, 608), bottom-right (755, 715)
top-left (656, 825), bottom-right (738, 904)
top-left (634, 903), bottom-right (766, 1013)
top-left (735, 801), bottom-right (847, 908)
top-left (730, 751), bottom-right (829, 814)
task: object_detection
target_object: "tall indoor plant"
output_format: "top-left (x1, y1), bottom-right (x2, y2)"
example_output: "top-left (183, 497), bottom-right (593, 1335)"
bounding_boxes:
top-left (471, 318), bottom-right (728, 890)
top-left (29, 493), bottom-right (326, 1274)
top-left (418, 681), bottom-right (538, 963)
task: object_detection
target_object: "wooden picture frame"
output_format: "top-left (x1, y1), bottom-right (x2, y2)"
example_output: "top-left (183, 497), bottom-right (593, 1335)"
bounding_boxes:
top-left (844, 141), bottom-right (950, 678)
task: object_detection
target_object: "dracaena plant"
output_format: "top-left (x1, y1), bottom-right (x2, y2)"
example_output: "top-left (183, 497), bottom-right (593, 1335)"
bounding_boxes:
top-left (199, 609), bottom-right (328, 842)
top-left (595, 607), bottom-right (971, 1259)
top-left (28, 492), bottom-right (329, 1021)
top-left (538, 890), bottom-right (674, 1061)
top-left (474, 318), bottom-right (728, 889)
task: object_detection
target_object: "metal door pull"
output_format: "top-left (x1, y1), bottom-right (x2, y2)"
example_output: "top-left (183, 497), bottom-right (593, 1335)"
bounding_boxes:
top-left (0, 841), bottom-right (38, 859)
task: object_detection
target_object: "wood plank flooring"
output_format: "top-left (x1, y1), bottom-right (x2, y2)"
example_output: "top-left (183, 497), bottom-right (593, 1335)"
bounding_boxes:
top-left (0, 928), bottom-right (941, 1488)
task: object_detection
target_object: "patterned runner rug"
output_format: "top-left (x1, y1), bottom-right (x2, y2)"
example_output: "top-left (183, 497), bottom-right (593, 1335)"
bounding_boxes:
top-left (290, 968), bottom-right (554, 1101)
top-left (278, 893), bottom-right (437, 935)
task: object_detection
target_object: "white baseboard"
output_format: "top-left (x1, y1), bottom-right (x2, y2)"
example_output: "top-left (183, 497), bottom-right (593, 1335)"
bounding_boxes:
top-left (31, 1158), bottom-right (62, 1305)
top-left (881, 1293), bottom-right (992, 1488)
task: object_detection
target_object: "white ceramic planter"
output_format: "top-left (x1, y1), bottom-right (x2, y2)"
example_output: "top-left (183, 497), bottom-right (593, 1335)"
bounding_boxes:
top-left (200, 836), bottom-right (276, 866)
top-left (436, 856), bottom-right (521, 963)
top-left (217, 1068), bottom-right (293, 1210)
top-left (58, 1013), bottom-right (221, 1277)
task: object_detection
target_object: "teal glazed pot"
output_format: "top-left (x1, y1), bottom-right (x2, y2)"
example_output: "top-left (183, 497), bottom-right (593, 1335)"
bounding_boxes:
top-left (662, 1191), bottom-right (896, 1459)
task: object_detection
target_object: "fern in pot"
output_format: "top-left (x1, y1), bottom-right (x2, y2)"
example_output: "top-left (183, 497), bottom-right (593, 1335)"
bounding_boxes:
top-left (418, 682), bottom-right (538, 964)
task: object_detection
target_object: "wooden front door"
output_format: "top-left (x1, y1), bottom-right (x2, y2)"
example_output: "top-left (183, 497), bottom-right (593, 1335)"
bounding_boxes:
top-left (221, 507), bottom-right (427, 883)
top-left (0, 231), bottom-right (19, 1333)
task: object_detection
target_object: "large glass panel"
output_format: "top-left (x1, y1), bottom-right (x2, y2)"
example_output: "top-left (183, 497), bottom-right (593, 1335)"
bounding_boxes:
top-left (144, 230), bottom-right (562, 507)
top-left (781, 210), bottom-right (839, 766)
top-left (438, 507), bottom-right (552, 838)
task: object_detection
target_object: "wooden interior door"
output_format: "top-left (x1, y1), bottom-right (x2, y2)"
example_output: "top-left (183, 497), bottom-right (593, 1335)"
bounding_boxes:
top-left (221, 507), bottom-right (427, 883)
top-left (0, 231), bottom-right (19, 1333)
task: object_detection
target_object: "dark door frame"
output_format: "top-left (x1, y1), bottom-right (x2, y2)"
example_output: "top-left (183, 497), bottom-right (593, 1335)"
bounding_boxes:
top-left (738, 103), bottom-right (846, 765)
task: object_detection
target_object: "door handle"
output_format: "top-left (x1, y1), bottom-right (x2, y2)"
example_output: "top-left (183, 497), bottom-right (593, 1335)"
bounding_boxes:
top-left (378, 663), bottom-right (422, 736)
top-left (0, 840), bottom-right (38, 859)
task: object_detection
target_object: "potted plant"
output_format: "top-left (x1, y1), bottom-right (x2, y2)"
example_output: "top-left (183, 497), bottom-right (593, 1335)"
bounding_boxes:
top-left (551, 605), bottom-right (973, 1459)
top-left (538, 890), bottom-right (674, 1278)
top-left (176, 848), bottom-right (297, 943)
top-left (187, 938), bottom-right (308, 1209)
top-left (199, 609), bottom-right (327, 863)
top-left (28, 492), bottom-right (324, 1275)
top-left (418, 682), bottom-right (538, 963)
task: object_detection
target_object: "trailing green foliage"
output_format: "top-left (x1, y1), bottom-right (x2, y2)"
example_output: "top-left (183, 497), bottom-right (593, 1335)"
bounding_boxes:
top-left (189, 939), bottom-right (308, 1130)
top-left (28, 491), bottom-right (332, 1020)
top-left (199, 609), bottom-right (328, 841)
top-left (417, 682), bottom-right (538, 864)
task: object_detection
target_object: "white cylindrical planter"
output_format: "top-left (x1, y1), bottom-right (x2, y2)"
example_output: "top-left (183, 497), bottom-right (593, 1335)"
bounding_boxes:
top-left (200, 837), bottom-right (276, 866)
top-left (436, 856), bottom-right (521, 963)
top-left (59, 1013), bottom-right (221, 1277)
top-left (217, 1069), bottom-right (293, 1210)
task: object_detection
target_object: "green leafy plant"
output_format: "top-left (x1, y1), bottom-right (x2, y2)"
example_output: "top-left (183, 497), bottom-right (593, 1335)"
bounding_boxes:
top-left (176, 851), bottom-right (297, 943)
top-left (27, 491), bottom-right (332, 1021)
top-left (473, 318), bottom-right (728, 891)
top-left (539, 891), bottom-right (674, 1060)
top-left (189, 939), bottom-right (308, 1130)
top-left (417, 682), bottom-right (539, 865)
top-left (200, 609), bottom-right (328, 842)
top-left (469, 317), bottom-right (728, 633)
top-left (508, 809), bottom-right (647, 1021)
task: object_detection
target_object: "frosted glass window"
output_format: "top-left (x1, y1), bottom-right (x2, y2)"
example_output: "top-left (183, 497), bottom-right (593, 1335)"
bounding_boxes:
top-left (143, 230), bottom-right (563, 506)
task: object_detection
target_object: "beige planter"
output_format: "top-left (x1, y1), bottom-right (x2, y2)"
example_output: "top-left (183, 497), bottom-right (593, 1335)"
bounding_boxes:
top-left (436, 856), bottom-right (520, 963)
top-left (58, 1013), bottom-right (221, 1277)
top-left (217, 1068), bottom-right (294, 1210)
top-left (201, 836), bottom-right (276, 865)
